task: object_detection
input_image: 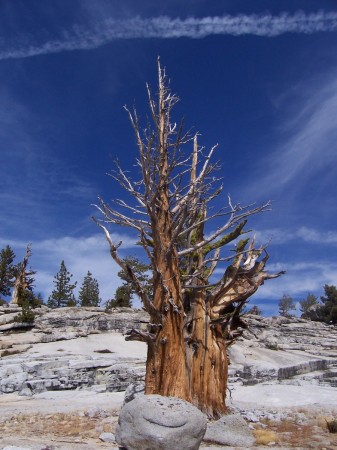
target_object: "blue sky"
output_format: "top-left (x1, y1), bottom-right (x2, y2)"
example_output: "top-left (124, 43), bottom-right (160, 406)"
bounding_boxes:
top-left (1, 0), bottom-right (337, 314)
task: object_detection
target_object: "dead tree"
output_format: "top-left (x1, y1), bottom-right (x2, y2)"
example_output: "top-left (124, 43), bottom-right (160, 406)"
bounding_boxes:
top-left (94, 60), bottom-right (284, 418)
top-left (10, 244), bottom-right (35, 306)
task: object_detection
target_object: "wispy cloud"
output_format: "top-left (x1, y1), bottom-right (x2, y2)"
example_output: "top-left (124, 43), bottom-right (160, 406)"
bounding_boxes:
top-left (296, 226), bottom-right (337, 244)
top-left (275, 85), bottom-right (337, 185)
top-left (247, 75), bottom-right (337, 201)
top-left (0, 89), bottom-right (96, 240)
top-left (254, 227), bottom-right (337, 246)
top-left (1, 11), bottom-right (337, 60)
top-left (255, 260), bottom-right (337, 301)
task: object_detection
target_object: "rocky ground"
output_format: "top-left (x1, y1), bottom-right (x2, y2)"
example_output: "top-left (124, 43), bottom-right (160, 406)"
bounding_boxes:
top-left (0, 385), bottom-right (336, 449)
top-left (0, 305), bottom-right (337, 449)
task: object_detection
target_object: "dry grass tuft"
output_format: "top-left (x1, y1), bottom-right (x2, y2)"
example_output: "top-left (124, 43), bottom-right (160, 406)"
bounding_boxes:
top-left (253, 429), bottom-right (279, 445)
top-left (257, 410), bottom-right (337, 447)
top-left (317, 415), bottom-right (334, 428)
top-left (0, 410), bottom-right (119, 441)
top-left (326, 419), bottom-right (337, 433)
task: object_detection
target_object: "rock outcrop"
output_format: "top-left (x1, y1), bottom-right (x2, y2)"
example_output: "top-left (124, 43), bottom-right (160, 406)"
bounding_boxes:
top-left (0, 306), bottom-right (337, 396)
top-left (34, 306), bottom-right (148, 335)
top-left (0, 306), bottom-right (147, 395)
top-left (228, 315), bottom-right (337, 387)
top-left (0, 352), bottom-right (145, 395)
top-left (0, 306), bottom-right (148, 356)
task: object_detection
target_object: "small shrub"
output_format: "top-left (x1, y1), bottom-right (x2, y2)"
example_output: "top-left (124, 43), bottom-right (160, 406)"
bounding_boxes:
top-left (14, 301), bottom-right (35, 323)
top-left (265, 343), bottom-right (279, 351)
top-left (326, 419), bottom-right (337, 433)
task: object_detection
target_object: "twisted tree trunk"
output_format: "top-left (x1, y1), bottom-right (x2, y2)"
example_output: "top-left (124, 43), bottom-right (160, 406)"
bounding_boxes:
top-left (94, 59), bottom-right (284, 418)
top-left (145, 216), bottom-right (189, 399)
top-left (185, 290), bottom-right (228, 416)
top-left (10, 245), bottom-right (34, 306)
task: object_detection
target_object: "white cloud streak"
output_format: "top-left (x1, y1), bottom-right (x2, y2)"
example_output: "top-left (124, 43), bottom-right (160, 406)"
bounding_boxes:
top-left (245, 75), bottom-right (337, 202)
top-left (254, 227), bottom-right (337, 246)
top-left (273, 85), bottom-right (337, 186)
top-left (256, 259), bottom-right (337, 301)
top-left (296, 226), bottom-right (337, 244)
top-left (1, 11), bottom-right (337, 60)
top-left (0, 89), bottom-right (97, 239)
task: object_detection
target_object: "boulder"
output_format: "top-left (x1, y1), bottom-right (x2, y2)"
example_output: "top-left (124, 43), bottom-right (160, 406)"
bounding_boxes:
top-left (0, 312), bottom-right (21, 325)
top-left (116, 395), bottom-right (207, 450)
top-left (99, 432), bottom-right (116, 442)
top-left (123, 381), bottom-right (145, 404)
top-left (203, 413), bottom-right (255, 447)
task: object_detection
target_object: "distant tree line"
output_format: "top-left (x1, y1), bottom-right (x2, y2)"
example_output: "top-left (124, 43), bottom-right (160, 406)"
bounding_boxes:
top-left (3, 243), bottom-right (336, 325)
top-left (46, 261), bottom-right (101, 308)
top-left (278, 286), bottom-right (337, 324)
top-left (0, 244), bottom-right (147, 314)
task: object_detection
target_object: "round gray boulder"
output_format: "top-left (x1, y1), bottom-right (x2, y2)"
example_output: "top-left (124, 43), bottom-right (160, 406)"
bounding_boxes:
top-left (203, 413), bottom-right (255, 447)
top-left (116, 394), bottom-right (207, 450)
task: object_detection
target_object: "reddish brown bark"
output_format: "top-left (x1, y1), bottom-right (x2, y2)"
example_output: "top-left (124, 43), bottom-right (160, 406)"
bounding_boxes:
top-left (95, 59), bottom-right (284, 418)
top-left (144, 231), bottom-right (189, 400)
top-left (185, 291), bottom-right (228, 417)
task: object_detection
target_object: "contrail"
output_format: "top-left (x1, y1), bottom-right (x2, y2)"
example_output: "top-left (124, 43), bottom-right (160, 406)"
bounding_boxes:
top-left (0, 11), bottom-right (337, 60)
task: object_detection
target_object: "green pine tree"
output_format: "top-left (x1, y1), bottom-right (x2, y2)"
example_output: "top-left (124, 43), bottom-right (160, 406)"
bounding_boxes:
top-left (278, 294), bottom-right (296, 317)
top-left (0, 245), bottom-right (16, 299)
top-left (117, 256), bottom-right (152, 298)
top-left (47, 261), bottom-right (77, 308)
top-left (320, 284), bottom-right (337, 324)
top-left (106, 285), bottom-right (132, 309)
top-left (299, 293), bottom-right (318, 319)
top-left (35, 292), bottom-right (44, 306)
top-left (79, 271), bottom-right (100, 307)
top-left (246, 305), bottom-right (262, 316)
top-left (105, 256), bottom-right (152, 310)
top-left (14, 289), bottom-right (37, 323)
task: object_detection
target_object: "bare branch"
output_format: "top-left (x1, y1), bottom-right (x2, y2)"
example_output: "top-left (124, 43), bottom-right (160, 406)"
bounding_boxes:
top-left (125, 328), bottom-right (156, 344)
top-left (171, 143), bottom-right (218, 215)
top-left (205, 247), bottom-right (220, 280)
top-left (92, 218), bottom-right (160, 320)
top-left (178, 201), bottom-right (270, 257)
top-left (114, 199), bottom-right (148, 216)
top-left (94, 202), bottom-right (148, 234)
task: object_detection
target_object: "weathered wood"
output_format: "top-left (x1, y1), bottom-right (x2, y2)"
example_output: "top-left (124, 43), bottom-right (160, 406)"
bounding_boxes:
top-left (94, 59), bottom-right (283, 417)
top-left (10, 245), bottom-right (35, 306)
